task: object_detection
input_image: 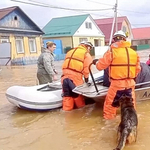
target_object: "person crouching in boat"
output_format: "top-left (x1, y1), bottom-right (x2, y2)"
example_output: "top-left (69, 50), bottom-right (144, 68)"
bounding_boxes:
top-left (103, 62), bottom-right (150, 88)
top-left (92, 30), bottom-right (141, 119)
top-left (37, 41), bottom-right (58, 85)
top-left (61, 41), bottom-right (93, 111)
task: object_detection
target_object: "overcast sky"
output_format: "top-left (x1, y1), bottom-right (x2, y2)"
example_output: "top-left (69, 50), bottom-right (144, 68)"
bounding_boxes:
top-left (1, 0), bottom-right (150, 29)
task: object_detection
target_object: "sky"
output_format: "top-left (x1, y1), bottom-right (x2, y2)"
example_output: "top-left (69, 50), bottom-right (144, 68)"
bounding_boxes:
top-left (1, 0), bottom-right (150, 29)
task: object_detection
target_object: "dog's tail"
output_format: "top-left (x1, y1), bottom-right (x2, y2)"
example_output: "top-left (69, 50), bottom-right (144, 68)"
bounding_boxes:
top-left (114, 129), bottom-right (128, 150)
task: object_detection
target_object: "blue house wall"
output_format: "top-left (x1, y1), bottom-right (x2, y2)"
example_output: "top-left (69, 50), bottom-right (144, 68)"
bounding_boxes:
top-left (43, 39), bottom-right (65, 60)
top-left (0, 11), bottom-right (33, 30)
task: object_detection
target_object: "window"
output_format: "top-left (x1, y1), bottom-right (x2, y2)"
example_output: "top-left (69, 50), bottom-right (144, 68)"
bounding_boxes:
top-left (29, 38), bottom-right (37, 53)
top-left (122, 26), bottom-right (127, 33)
top-left (94, 39), bottom-right (101, 47)
top-left (14, 16), bottom-right (18, 20)
top-left (145, 40), bottom-right (148, 44)
top-left (1, 36), bottom-right (9, 43)
top-left (85, 22), bottom-right (88, 28)
top-left (1, 39), bottom-right (9, 43)
top-left (79, 38), bottom-right (88, 43)
top-left (15, 37), bottom-right (24, 53)
top-left (85, 22), bottom-right (92, 29)
top-left (89, 23), bottom-right (92, 29)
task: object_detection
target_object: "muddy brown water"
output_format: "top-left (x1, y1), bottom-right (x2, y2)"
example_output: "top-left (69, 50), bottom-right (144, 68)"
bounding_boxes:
top-left (0, 62), bottom-right (150, 150)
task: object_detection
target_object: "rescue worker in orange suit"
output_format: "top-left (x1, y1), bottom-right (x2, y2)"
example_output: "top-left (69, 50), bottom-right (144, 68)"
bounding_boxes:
top-left (92, 30), bottom-right (141, 119)
top-left (61, 42), bottom-right (93, 111)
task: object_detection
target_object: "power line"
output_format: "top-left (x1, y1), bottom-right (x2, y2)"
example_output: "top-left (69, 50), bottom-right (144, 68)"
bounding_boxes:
top-left (86, 0), bottom-right (150, 15)
top-left (132, 23), bottom-right (150, 25)
top-left (118, 9), bottom-right (150, 14)
top-left (11, 0), bottom-right (113, 11)
top-left (86, 0), bottom-right (114, 6)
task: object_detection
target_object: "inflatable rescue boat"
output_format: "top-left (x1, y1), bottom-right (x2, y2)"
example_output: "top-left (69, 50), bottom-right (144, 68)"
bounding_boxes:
top-left (6, 72), bottom-right (104, 111)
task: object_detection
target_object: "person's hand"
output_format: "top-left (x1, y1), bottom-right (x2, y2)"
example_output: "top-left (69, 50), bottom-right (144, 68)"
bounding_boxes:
top-left (86, 81), bottom-right (92, 86)
top-left (92, 59), bottom-right (99, 65)
top-left (53, 75), bottom-right (57, 81)
top-left (84, 77), bottom-right (89, 83)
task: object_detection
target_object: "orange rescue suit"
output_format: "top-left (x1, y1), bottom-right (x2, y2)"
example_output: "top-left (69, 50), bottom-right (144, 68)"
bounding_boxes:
top-left (96, 41), bottom-right (141, 119)
top-left (110, 47), bottom-right (138, 79)
top-left (62, 45), bottom-right (93, 111)
top-left (62, 46), bottom-right (87, 75)
top-left (62, 45), bottom-right (93, 86)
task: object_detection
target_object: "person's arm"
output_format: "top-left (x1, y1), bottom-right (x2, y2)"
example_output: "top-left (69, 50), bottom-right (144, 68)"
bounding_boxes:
top-left (135, 54), bottom-right (141, 77)
top-left (82, 53), bottom-right (93, 79)
top-left (50, 54), bottom-right (58, 74)
top-left (43, 54), bottom-right (55, 75)
top-left (96, 50), bottom-right (112, 71)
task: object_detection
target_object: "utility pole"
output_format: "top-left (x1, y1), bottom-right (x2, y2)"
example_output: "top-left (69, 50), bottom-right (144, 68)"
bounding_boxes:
top-left (109, 0), bottom-right (118, 45)
top-left (115, 0), bottom-right (118, 32)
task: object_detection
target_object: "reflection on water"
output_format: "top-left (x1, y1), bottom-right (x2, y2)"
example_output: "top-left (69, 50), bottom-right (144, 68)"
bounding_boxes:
top-left (0, 64), bottom-right (150, 150)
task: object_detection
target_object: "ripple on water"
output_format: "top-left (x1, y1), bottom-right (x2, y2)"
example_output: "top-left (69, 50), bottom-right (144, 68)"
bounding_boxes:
top-left (1, 65), bottom-right (150, 150)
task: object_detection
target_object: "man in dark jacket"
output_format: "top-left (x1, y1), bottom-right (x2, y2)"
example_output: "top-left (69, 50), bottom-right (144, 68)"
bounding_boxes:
top-left (135, 62), bottom-right (150, 87)
top-left (103, 62), bottom-right (150, 88)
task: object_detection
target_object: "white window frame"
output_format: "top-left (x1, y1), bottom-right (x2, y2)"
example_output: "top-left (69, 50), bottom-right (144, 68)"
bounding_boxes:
top-left (15, 37), bottom-right (24, 54)
top-left (79, 38), bottom-right (88, 43)
top-left (122, 26), bottom-right (127, 33)
top-left (85, 22), bottom-right (88, 28)
top-left (85, 22), bottom-right (92, 29)
top-left (1, 39), bottom-right (9, 43)
top-left (29, 38), bottom-right (37, 53)
top-left (89, 22), bottom-right (92, 29)
top-left (1, 36), bottom-right (9, 43)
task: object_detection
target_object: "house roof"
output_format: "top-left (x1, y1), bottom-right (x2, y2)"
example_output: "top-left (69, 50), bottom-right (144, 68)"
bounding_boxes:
top-left (0, 6), bottom-right (44, 34)
top-left (43, 14), bottom-right (89, 37)
top-left (95, 16), bottom-right (128, 42)
top-left (132, 27), bottom-right (150, 40)
top-left (0, 6), bottom-right (17, 20)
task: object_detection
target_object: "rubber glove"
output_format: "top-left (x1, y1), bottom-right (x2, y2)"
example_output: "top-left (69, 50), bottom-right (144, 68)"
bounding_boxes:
top-left (84, 78), bottom-right (92, 86)
top-left (92, 59), bottom-right (99, 65)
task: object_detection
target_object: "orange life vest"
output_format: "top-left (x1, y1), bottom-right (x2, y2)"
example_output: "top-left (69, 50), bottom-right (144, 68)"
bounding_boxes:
top-left (62, 46), bottom-right (87, 74)
top-left (110, 47), bottom-right (137, 80)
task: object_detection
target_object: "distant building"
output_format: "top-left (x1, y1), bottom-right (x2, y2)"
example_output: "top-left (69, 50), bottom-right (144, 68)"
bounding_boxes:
top-left (132, 27), bottom-right (150, 50)
top-left (42, 14), bottom-right (105, 56)
top-left (0, 6), bottom-right (44, 65)
top-left (95, 16), bottom-right (133, 45)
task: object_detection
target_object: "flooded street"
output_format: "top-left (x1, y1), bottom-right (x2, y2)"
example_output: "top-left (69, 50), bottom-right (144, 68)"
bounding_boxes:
top-left (1, 54), bottom-right (150, 150)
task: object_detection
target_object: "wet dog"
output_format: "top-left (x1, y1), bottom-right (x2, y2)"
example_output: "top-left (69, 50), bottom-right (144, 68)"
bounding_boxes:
top-left (113, 95), bottom-right (138, 150)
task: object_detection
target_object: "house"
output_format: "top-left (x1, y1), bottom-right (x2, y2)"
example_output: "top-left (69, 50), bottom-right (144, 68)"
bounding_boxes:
top-left (132, 27), bottom-right (150, 50)
top-left (42, 14), bottom-right (105, 55)
top-left (0, 6), bottom-right (44, 65)
top-left (95, 16), bottom-right (133, 45)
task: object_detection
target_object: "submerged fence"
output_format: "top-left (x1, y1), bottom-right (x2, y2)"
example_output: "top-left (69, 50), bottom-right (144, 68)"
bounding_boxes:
top-left (11, 54), bottom-right (66, 65)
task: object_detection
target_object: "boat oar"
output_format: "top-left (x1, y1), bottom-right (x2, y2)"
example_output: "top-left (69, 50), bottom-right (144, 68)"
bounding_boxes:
top-left (37, 84), bottom-right (49, 91)
top-left (89, 63), bottom-right (99, 93)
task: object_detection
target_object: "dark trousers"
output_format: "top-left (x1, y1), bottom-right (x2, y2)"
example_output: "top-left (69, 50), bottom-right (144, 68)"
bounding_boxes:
top-left (37, 73), bottom-right (52, 85)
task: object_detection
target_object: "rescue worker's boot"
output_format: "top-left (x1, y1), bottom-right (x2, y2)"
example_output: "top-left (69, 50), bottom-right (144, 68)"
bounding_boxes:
top-left (74, 95), bottom-right (85, 108)
top-left (63, 97), bottom-right (74, 111)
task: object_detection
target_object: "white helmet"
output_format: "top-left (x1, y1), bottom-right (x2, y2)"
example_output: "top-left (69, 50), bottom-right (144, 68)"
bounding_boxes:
top-left (80, 41), bottom-right (93, 48)
top-left (113, 30), bottom-right (126, 39)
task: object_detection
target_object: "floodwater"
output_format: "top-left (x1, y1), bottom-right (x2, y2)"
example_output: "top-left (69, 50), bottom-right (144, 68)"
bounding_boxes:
top-left (1, 61), bottom-right (150, 150)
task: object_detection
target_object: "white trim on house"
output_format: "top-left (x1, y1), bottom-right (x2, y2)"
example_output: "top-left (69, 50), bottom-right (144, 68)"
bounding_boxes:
top-left (73, 15), bottom-right (105, 37)
top-left (15, 37), bottom-right (25, 54)
top-left (29, 38), bottom-right (37, 53)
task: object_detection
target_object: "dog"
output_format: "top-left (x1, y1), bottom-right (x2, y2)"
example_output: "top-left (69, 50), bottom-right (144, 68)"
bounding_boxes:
top-left (113, 95), bottom-right (138, 150)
